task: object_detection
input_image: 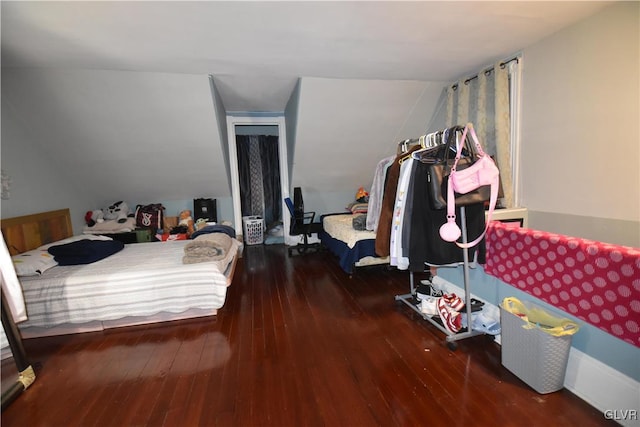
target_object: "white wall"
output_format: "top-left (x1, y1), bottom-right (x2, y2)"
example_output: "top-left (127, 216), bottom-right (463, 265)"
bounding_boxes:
top-left (294, 77), bottom-right (446, 214)
top-left (1, 69), bottom-right (229, 205)
top-left (439, 1), bottom-right (640, 402)
top-left (2, 70), bottom-right (451, 229)
top-left (1, 97), bottom-right (91, 234)
top-left (519, 1), bottom-right (639, 246)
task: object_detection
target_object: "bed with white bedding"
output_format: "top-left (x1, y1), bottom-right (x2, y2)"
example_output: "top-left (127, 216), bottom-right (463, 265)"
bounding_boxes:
top-left (1, 209), bottom-right (239, 339)
top-left (319, 213), bottom-right (389, 274)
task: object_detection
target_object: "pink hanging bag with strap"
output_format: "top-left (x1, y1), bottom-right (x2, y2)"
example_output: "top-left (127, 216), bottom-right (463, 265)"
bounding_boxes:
top-left (439, 123), bottom-right (500, 248)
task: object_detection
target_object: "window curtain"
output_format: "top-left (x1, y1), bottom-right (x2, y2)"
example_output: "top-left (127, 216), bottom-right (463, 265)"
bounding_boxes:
top-left (446, 60), bottom-right (515, 209)
top-left (236, 135), bottom-right (282, 228)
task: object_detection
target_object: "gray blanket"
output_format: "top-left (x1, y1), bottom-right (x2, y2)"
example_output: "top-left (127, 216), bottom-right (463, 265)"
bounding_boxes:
top-left (183, 233), bottom-right (238, 271)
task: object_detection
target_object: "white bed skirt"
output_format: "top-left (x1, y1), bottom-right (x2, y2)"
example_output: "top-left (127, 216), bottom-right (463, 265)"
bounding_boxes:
top-left (18, 307), bottom-right (218, 339)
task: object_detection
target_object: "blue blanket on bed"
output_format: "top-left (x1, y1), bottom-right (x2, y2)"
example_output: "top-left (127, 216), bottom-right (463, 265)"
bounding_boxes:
top-left (190, 224), bottom-right (236, 239)
top-left (48, 239), bottom-right (125, 265)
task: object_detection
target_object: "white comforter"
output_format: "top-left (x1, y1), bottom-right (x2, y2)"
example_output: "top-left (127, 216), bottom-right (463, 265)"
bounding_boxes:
top-left (17, 240), bottom-right (234, 329)
top-left (322, 214), bottom-right (377, 248)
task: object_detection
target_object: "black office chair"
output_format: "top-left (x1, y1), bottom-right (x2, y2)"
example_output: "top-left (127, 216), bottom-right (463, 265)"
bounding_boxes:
top-left (285, 188), bottom-right (323, 256)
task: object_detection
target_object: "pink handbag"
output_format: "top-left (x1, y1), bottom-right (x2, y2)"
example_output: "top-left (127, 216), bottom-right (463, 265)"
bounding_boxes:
top-left (439, 123), bottom-right (500, 248)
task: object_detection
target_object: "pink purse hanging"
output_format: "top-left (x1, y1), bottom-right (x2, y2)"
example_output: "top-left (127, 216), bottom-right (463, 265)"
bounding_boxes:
top-left (439, 123), bottom-right (500, 248)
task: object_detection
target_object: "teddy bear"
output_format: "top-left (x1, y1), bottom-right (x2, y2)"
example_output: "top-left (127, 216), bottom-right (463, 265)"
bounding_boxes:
top-left (103, 201), bottom-right (131, 224)
top-left (179, 209), bottom-right (195, 235)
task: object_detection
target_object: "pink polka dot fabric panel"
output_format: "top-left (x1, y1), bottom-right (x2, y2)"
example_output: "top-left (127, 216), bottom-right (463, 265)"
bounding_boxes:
top-left (485, 222), bottom-right (640, 348)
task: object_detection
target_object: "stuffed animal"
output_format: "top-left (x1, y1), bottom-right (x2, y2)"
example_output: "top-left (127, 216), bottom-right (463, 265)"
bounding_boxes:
top-left (195, 218), bottom-right (208, 231)
top-left (84, 210), bottom-right (104, 227)
top-left (103, 201), bottom-right (131, 224)
top-left (85, 211), bottom-right (94, 227)
top-left (179, 209), bottom-right (195, 235)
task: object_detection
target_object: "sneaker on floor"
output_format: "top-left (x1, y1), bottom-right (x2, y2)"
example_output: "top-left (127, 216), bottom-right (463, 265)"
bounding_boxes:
top-left (441, 293), bottom-right (464, 312)
top-left (420, 296), bottom-right (439, 316)
top-left (437, 298), bottom-right (462, 334)
top-left (416, 284), bottom-right (443, 301)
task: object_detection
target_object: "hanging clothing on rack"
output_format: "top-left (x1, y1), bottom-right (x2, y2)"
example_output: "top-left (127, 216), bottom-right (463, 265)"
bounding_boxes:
top-left (375, 145), bottom-right (421, 257)
top-left (377, 125), bottom-right (487, 268)
top-left (397, 159), bottom-right (418, 270)
top-left (406, 150), bottom-right (486, 271)
top-left (394, 122), bottom-right (498, 349)
top-left (389, 157), bottom-right (415, 267)
top-left (366, 155), bottom-right (395, 232)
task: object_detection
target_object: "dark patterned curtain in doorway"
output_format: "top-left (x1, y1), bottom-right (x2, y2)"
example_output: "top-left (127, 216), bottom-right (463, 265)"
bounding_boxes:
top-left (236, 135), bottom-right (281, 228)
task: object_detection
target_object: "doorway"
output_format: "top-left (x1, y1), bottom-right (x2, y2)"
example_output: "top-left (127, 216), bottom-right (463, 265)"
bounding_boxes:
top-left (226, 116), bottom-right (290, 244)
top-left (236, 129), bottom-right (282, 243)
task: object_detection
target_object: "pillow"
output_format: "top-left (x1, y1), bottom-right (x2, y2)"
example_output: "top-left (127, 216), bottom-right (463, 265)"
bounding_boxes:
top-left (11, 235), bottom-right (114, 276)
top-left (347, 202), bottom-right (368, 214)
top-left (38, 234), bottom-right (113, 250)
top-left (12, 248), bottom-right (58, 277)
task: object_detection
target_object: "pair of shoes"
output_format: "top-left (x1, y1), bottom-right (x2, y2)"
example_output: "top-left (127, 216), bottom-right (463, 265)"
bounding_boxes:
top-left (437, 297), bottom-right (462, 334)
top-left (442, 293), bottom-right (464, 311)
top-left (416, 283), bottom-right (443, 301)
top-left (420, 296), bottom-right (438, 316)
top-left (460, 312), bottom-right (501, 335)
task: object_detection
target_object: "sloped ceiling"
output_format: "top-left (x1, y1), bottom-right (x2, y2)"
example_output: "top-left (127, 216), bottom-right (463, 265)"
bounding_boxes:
top-left (2, 68), bottom-right (225, 203)
top-left (293, 78), bottom-right (446, 197)
top-left (0, 1), bottom-right (613, 203)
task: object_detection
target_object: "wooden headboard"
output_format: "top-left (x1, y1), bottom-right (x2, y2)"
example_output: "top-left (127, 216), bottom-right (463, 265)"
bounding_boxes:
top-left (1, 209), bottom-right (73, 255)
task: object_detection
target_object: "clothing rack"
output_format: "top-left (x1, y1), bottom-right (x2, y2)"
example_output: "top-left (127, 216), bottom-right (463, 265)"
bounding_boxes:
top-left (393, 125), bottom-right (486, 350)
top-left (395, 207), bottom-right (485, 350)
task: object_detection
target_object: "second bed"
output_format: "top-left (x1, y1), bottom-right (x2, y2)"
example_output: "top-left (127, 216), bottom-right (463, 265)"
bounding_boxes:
top-left (319, 213), bottom-right (389, 275)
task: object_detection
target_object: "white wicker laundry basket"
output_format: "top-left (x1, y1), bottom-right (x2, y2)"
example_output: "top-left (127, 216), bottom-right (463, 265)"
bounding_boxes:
top-left (242, 216), bottom-right (264, 245)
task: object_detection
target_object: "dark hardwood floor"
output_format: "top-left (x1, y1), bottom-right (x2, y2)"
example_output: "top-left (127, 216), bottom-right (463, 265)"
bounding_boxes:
top-left (2, 244), bottom-right (614, 426)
